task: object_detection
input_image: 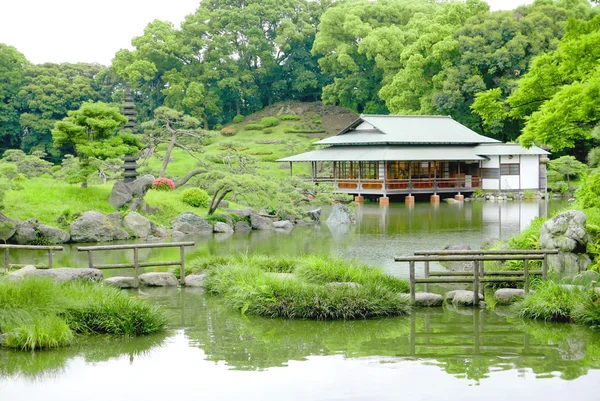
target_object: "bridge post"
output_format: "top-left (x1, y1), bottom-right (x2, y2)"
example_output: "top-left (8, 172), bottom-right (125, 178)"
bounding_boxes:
top-left (409, 261), bottom-right (415, 305)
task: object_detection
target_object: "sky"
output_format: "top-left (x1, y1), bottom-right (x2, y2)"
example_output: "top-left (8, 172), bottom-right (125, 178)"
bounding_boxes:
top-left (0, 0), bottom-right (535, 66)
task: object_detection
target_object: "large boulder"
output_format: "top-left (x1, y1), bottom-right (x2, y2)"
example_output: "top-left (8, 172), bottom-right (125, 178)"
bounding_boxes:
top-left (0, 212), bottom-right (18, 241)
top-left (234, 221), bottom-right (252, 233)
top-left (213, 222), bottom-right (233, 234)
top-left (171, 213), bottom-right (213, 234)
top-left (494, 288), bottom-right (526, 305)
top-left (11, 218), bottom-right (69, 244)
top-left (539, 210), bottom-right (591, 276)
top-left (139, 272), bottom-right (178, 287)
top-left (108, 174), bottom-right (155, 209)
top-left (70, 211), bottom-right (124, 242)
top-left (326, 203), bottom-right (355, 225)
top-left (184, 273), bottom-right (207, 288)
top-left (123, 212), bottom-right (152, 238)
top-left (250, 214), bottom-right (274, 230)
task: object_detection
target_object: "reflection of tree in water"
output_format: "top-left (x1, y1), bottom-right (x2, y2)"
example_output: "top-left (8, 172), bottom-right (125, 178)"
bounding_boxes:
top-left (179, 290), bottom-right (600, 380)
top-left (0, 332), bottom-right (167, 381)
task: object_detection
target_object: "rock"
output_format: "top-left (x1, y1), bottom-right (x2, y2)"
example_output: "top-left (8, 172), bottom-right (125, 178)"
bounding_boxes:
top-left (108, 181), bottom-right (133, 208)
top-left (11, 218), bottom-right (69, 244)
top-left (104, 276), bottom-right (135, 288)
top-left (106, 212), bottom-right (124, 229)
top-left (494, 288), bottom-right (526, 305)
top-left (295, 219), bottom-right (315, 226)
top-left (71, 211), bottom-right (118, 242)
top-left (273, 220), bottom-right (294, 230)
top-left (213, 222), bottom-right (233, 234)
top-left (129, 174), bottom-right (155, 198)
top-left (4, 265), bottom-right (38, 281)
top-left (539, 210), bottom-right (591, 275)
top-left (108, 175), bottom-right (155, 209)
top-left (234, 221), bottom-right (252, 233)
top-left (306, 208), bottom-right (321, 221)
top-left (414, 292), bottom-right (444, 307)
top-left (445, 198), bottom-right (460, 204)
top-left (145, 235), bottom-right (161, 242)
top-left (171, 212), bottom-right (213, 234)
top-left (325, 203), bottom-right (356, 225)
top-left (34, 268), bottom-right (104, 283)
top-left (153, 227), bottom-right (169, 238)
top-left (185, 273), bottom-right (207, 287)
top-left (325, 281), bottom-right (362, 288)
top-left (139, 272), bottom-right (178, 287)
top-left (0, 333), bottom-right (6, 345)
top-left (0, 212), bottom-right (18, 241)
top-left (113, 228), bottom-right (131, 240)
top-left (441, 244), bottom-right (473, 271)
top-left (446, 290), bottom-right (485, 306)
top-left (124, 212), bottom-right (152, 238)
top-left (217, 200), bottom-right (229, 209)
top-left (172, 230), bottom-right (185, 238)
top-left (251, 214), bottom-right (274, 230)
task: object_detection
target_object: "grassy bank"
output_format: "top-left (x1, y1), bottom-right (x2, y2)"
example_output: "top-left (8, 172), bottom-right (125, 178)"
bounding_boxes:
top-left (184, 254), bottom-right (410, 320)
top-left (515, 279), bottom-right (600, 328)
top-left (0, 277), bottom-right (168, 350)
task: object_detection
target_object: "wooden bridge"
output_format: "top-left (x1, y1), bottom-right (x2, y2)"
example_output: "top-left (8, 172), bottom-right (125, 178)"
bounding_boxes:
top-left (394, 249), bottom-right (559, 306)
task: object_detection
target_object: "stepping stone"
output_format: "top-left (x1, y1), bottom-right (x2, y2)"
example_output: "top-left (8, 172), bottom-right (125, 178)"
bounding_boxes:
top-left (138, 272), bottom-right (178, 287)
top-left (184, 274), bottom-right (207, 288)
top-left (414, 292), bottom-right (444, 307)
top-left (104, 276), bottom-right (135, 289)
top-left (446, 290), bottom-right (484, 307)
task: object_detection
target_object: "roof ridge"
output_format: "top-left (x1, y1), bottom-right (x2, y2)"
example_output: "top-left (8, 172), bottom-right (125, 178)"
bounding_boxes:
top-left (360, 114), bottom-right (452, 118)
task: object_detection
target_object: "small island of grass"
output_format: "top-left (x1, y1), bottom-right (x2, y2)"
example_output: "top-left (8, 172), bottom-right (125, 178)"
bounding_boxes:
top-left (184, 254), bottom-right (410, 320)
top-left (0, 277), bottom-right (168, 351)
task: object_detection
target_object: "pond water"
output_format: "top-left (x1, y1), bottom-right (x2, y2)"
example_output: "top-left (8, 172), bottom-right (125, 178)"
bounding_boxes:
top-left (3, 199), bottom-right (600, 400)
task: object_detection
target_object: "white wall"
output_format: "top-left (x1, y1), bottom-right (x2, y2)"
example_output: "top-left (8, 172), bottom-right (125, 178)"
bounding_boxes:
top-left (520, 155), bottom-right (540, 189)
top-left (482, 156), bottom-right (499, 190)
top-left (482, 156), bottom-right (499, 168)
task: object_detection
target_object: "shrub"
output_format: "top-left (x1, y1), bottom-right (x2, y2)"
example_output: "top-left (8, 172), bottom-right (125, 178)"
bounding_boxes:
top-left (152, 177), bottom-right (175, 191)
top-left (283, 128), bottom-right (326, 134)
top-left (523, 189), bottom-right (536, 199)
top-left (263, 128), bottom-right (273, 134)
top-left (245, 123), bottom-right (264, 131)
top-left (261, 116), bottom-right (279, 127)
top-left (280, 114), bottom-right (301, 121)
top-left (472, 188), bottom-right (485, 198)
top-left (250, 151), bottom-right (273, 155)
top-left (220, 127), bottom-right (237, 137)
top-left (577, 173), bottom-right (600, 209)
top-left (232, 114), bottom-right (244, 123)
top-left (0, 163), bottom-right (17, 180)
top-left (181, 188), bottom-right (210, 208)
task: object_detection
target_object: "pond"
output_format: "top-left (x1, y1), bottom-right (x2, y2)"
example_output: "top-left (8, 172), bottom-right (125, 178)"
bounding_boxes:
top-left (4, 199), bottom-right (600, 400)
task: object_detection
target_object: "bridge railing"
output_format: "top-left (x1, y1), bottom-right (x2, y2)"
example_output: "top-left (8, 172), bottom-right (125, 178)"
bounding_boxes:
top-left (1, 244), bottom-right (64, 270)
top-left (394, 249), bottom-right (559, 306)
top-left (77, 242), bottom-right (195, 287)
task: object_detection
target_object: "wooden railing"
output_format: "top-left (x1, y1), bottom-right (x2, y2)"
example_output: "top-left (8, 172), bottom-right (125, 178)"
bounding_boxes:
top-left (77, 242), bottom-right (195, 287)
top-left (1, 244), bottom-right (64, 270)
top-left (394, 249), bottom-right (559, 306)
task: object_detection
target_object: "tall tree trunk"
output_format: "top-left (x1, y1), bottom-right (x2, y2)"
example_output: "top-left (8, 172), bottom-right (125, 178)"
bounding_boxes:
top-left (203, 114), bottom-right (209, 130)
top-left (236, 99), bottom-right (241, 116)
top-left (159, 133), bottom-right (177, 177)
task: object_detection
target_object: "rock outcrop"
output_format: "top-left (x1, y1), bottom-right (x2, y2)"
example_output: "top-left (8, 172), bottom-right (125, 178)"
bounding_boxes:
top-left (9, 218), bottom-right (70, 245)
top-left (539, 210), bottom-right (591, 276)
top-left (326, 203), bottom-right (356, 225)
top-left (5, 266), bottom-right (103, 283)
top-left (123, 212), bottom-right (152, 238)
top-left (171, 212), bottom-right (213, 234)
top-left (108, 174), bottom-right (155, 210)
top-left (234, 221), bottom-right (252, 233)
top-left (250, 214), bottom-right (274, 230)
top-left (70, 211), bottom-right (130, 242)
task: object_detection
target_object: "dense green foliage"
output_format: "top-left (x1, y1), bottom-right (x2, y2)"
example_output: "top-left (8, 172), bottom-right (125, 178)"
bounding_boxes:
top-left (0, 278), bottom-right (168, 350)
top-left (181, 187), bottom-right (210, 208)
top-left (186, 254), bottom-right (409, 319)
top-left (515, 280), bottom-right (600, 328)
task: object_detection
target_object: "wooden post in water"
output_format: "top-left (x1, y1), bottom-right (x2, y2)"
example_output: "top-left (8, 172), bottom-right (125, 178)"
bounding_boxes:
top-left (478, 260), bottom-right (485, 295)
top-left (523, 258), bottom-right (529, 293)
top-left (47, 250), bottom-right (53, 269)
top-left (424, 261), bottom-right (430, 292)
top-left (472, 261), bottom-right (479, 306)
top-left (409, 261), bottom-right (415, 305)
top-left (87, 250), bottom-right (93, 268)
top-left (133, 248), bottom-right (139, 288)
top-left (4, 248), bottom-right (9, 270)
top-left (179, 245), bottom-right (186, 286)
